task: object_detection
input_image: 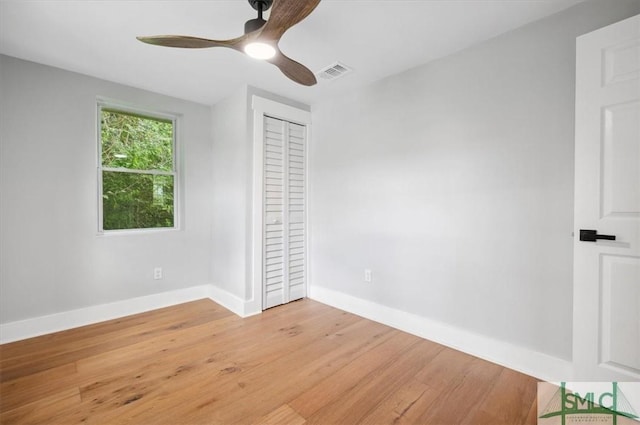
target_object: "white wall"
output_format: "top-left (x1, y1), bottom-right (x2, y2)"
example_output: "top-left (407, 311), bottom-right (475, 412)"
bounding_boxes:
top-left (210, 86), bottom-right (250, 300)
top-left (310, 0), bottom-right (640, 362)
top-left (0, 55), bottom-right (213, 324)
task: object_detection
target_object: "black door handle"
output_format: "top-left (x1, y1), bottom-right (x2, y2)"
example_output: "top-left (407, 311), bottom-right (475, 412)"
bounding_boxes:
top-left (579, 229), bottom-right (616, 242)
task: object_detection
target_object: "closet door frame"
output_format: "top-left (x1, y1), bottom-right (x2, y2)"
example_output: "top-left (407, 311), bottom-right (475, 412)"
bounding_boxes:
top-left (249, 96), bottom-right (311, 314)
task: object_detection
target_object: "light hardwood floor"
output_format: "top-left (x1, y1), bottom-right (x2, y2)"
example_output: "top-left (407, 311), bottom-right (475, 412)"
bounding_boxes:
top-left (0, 299), bottom-right (538, 424)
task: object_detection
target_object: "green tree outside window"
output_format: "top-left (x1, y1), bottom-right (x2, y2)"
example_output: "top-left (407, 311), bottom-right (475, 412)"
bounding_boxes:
top-left (99, 107), bottom-right (176, 231)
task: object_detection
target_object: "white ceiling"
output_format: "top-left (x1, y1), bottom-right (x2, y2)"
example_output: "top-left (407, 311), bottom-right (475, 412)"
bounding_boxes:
top-left (0, 0), bottom-right (584, 106)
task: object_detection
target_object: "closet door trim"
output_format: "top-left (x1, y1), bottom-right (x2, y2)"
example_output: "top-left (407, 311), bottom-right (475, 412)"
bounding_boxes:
top-left (249, 96), bottom-right (311, 315)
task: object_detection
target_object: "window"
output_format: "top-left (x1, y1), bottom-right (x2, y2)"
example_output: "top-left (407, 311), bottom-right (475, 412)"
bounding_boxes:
top-left (98, 104), bottom-right (177, 232)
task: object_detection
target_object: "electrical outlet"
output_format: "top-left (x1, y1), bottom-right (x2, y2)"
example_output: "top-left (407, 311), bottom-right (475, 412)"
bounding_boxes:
top-left (364, 269), bottom-right (372, 283)
top-left (154, 267), bottom-right (163, 280)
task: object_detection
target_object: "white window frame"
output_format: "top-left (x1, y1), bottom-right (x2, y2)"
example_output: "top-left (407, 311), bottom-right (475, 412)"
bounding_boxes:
top-left (97, 100), bottom-right (180, 234)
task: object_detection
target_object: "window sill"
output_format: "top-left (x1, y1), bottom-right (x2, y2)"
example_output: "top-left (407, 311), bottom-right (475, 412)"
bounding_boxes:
top-left (96, 227), bottom-right (179, 237)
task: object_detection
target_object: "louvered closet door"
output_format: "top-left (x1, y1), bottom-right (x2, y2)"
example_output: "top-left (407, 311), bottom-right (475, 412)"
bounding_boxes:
top-left (263, 116), bottom-right (307, 309)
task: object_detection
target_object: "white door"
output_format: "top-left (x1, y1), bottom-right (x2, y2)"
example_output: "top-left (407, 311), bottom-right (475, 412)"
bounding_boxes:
top-left (574, 14), bottom-right (640, 381)
top-left (263, 116), bottom-right (307, 309)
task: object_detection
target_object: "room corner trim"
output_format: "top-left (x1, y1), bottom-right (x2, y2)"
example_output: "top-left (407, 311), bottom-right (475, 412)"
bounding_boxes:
top-left (309, 285), bottom-right (574, 382)
top-left (207, 284), bottom-right (260, 318)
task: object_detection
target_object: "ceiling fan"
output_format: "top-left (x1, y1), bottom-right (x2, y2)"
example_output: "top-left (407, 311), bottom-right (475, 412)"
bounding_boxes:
top-left (137, 0), bottom-right (320, 86)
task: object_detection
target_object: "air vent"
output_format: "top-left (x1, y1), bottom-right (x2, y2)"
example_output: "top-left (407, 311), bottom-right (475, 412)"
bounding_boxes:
top-left (316, 62), bottom-right (353, 81)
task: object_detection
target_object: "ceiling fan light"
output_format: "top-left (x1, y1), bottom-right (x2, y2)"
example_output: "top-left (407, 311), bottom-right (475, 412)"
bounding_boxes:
top-left (244, 42), bottom-right (276, 60)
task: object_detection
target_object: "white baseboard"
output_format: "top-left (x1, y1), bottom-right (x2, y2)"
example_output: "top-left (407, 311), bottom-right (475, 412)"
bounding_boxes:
top-left (0, 285), bottom-right (213, 344)
top-left (207, 284), bottom-right (259, 318)
top-left (0, 284), bottom-right (258, 344)
top-left (309, 285), bottom-right (574, 382)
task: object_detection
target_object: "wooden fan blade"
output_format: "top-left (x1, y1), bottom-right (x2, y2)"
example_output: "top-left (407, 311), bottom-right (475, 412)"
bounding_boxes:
top-left (268, 49), bottom-right (317, 86)
top-left (260, 0), bottom-right (321, 42)
top-left (137, 34), bottom-right (248, 50)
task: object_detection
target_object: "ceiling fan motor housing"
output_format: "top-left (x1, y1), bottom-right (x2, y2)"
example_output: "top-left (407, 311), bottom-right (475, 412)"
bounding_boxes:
top-left (245, 0), bottom-right (272, 34)
top-left (245, 17), bottom-right (267, 34)
top-left (248, 0), bottom-right (273, 12)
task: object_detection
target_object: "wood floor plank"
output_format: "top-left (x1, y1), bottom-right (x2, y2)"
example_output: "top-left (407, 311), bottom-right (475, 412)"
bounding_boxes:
top-left (525, 394), bottom-right (539, 425)
top-left (0, 362), bottom-right (77, 412)
top-left (0, 298), bottom-right (539, 425)
top-left (303, 339), bottom-right (445, 424)
top-left (357, 379), bottom-right (438, 425)
top-left (461, 368), bottom-right (539, 424)
top-left (251, 404), bottom-right (306, 425)
top-left (205, 319), bottom-right (397, 425)
top-left (0, 387), bottom-right (82, 425)
top-left (415, 356), bottom-right (504, 424)
top-left (288, 329), bottom-right (420, 419)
